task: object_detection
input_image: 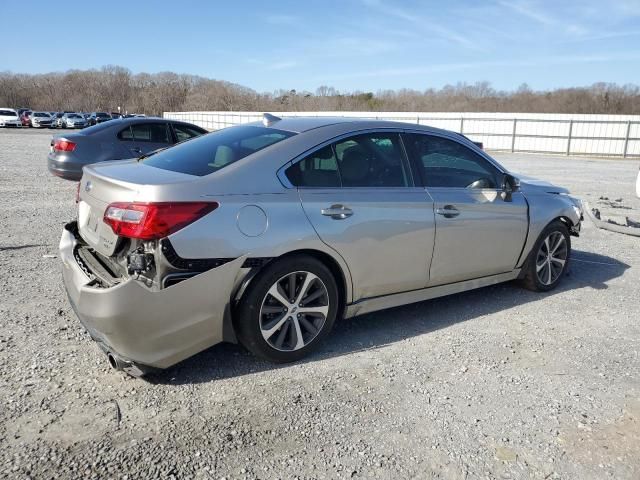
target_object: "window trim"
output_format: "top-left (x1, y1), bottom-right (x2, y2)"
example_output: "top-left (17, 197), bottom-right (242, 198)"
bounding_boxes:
top-left (401, 130), bottom-right (505, 191)
top-left (278, 128), bottom-right (416, 189)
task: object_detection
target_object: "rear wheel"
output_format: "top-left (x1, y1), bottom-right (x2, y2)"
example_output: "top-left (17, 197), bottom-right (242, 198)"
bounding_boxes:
top-left (236, 255), bottom-right (339, 363)
top-left (521, 220), bottom-right (570, 291)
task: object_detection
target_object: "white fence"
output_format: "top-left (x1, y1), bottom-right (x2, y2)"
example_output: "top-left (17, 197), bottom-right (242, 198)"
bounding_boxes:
top-left (163, 111), bottom-right (640, 158)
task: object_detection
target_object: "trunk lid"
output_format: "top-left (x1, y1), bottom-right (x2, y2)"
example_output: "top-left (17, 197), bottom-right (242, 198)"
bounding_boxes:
top-left (77, 161), bottom-right (197, 256)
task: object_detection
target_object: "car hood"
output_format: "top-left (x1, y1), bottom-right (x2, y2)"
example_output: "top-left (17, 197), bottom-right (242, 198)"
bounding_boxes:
top-left (514, 174), bottom-right (570, 194)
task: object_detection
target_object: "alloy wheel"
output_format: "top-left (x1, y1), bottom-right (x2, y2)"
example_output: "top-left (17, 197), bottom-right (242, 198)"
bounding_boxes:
top-left (536, 231), bottom-right (568, 286)
top-left (259, 271), bottom-right (330, 352)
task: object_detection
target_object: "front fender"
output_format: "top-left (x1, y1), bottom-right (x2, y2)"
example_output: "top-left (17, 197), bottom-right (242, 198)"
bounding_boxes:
top-left (518, 193), bottom-right (582, 268)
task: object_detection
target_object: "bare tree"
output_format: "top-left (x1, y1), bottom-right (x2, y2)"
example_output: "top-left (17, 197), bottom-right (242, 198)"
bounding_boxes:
top-left (1, 67), bottom-right (639, 115)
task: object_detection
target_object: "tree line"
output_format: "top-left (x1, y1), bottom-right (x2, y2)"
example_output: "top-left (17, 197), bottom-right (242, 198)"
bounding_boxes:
top-left (1, 65), bottom-right (638, 115)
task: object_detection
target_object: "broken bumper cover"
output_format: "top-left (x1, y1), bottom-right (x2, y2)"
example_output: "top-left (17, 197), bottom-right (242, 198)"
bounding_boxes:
top-left (59, 223), bottom-right (245, 369)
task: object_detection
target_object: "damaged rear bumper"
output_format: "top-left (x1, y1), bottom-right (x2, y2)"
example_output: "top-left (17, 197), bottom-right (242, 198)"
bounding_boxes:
top-left (60, 222), bottom-right (245, 370)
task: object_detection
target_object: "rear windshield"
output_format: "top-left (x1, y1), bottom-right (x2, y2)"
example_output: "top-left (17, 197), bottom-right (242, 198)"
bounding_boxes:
top-left (142, 125), bottom-right (295, 176)
top-left (0, 110), bottom-right (16, 116)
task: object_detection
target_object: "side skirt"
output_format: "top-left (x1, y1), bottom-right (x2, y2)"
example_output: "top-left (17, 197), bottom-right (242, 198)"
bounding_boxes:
top-left (344, 270), bottom-right (521, 318)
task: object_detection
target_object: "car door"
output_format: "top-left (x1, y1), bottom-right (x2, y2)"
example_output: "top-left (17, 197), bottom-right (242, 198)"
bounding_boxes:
top-left (403, 132), bottom-right (528, 286)
top-left (118, 122), bottom-right (172, 157)
top-left (285, 131), bottom-right (436, 300)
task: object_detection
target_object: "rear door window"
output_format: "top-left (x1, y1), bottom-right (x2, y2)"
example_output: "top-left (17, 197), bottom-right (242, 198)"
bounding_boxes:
top-left (130, 123), bottom-right (171, 143)
top-left (117, 126), bottom-right (133, 140)
top-left (335, 133), bottom-right (410, 187)
top-left (285, 146), bottom-right (341, 187)
top-left (286, 132), bottom-right (412, 188)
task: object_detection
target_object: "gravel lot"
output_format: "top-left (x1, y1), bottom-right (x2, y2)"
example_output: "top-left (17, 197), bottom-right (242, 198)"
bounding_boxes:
top-left (1, 128), bottom-right (639, 479)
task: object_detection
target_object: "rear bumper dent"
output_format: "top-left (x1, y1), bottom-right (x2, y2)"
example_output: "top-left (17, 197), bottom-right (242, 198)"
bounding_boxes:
top-left (60, 223), bottom-right (245, 369)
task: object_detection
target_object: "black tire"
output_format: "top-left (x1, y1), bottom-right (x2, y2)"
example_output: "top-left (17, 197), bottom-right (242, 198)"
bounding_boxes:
top-left (235, 255), bottom-right (339, 363)
top-left (521, 220), bottom-right (571, 292)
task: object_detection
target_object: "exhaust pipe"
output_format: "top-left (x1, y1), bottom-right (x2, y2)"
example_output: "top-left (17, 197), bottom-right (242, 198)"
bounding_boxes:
top-left (107, 352), bottom-right (125, 370)
top-left (106, 351), bottom-right (147, 377)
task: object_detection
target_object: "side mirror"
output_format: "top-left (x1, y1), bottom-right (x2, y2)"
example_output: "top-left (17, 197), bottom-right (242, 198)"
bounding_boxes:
top-left (501, 174), bottom-right (520, 201)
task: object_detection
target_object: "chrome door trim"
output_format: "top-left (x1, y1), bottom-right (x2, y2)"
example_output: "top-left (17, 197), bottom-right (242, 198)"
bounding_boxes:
top-left (344, 269), bottom-right (520, 318)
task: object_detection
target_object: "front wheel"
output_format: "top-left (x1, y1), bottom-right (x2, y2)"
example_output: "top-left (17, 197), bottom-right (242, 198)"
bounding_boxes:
top-left (235, 255), bottom-right (339, 363)
top-left (521, 220), bottom-right (571, 291)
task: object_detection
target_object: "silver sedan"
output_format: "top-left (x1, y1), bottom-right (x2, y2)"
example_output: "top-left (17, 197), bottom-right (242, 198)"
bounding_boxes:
top-left (61, 113), bottom-right (87, 129)
top-left (59, 115), bottom-right (583, 376)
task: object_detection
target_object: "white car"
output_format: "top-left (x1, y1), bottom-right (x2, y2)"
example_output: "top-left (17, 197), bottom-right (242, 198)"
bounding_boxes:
top-left (0, 108), bottom-right (22, 128)
top-left (31, 111), bottom-right (54, 128)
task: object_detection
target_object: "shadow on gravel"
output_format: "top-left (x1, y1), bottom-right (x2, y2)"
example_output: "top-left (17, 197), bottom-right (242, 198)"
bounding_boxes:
top-left (148, 249), bottom-right (628, 385)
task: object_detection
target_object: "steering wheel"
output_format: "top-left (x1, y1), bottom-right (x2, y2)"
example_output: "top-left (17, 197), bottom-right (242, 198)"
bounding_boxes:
top-left (466, 178), bottom-right (493, 189)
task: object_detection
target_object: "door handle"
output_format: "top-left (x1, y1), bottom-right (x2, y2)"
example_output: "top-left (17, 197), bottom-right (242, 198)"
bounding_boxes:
top-left (321, 204), bottom-right (353, 219)
top-left (436, 205), bottom-right (460, 218)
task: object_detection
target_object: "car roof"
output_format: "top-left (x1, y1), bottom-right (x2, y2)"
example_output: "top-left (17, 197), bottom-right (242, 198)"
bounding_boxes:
top-left (75, 117), bottom-right (205, 137)
top-left (105, 117), bottom-right (203, 126)
top-left (249, 115), bottom-right (455, 137)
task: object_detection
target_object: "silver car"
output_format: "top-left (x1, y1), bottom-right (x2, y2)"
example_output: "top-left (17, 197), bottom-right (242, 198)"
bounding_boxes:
top-left (59, 115), bottom-right (583, 376)
top-left (62, 113), bottom-right (87, 129)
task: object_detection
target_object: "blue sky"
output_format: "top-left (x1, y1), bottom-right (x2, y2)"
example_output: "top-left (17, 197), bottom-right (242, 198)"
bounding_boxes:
top-left (2, 0), bottom-right (640, 93)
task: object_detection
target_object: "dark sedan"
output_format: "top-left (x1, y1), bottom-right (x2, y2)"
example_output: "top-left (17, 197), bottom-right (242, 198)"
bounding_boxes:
top-left (47, 118), bottom-right (208, 181)
top-left (88, 112), bottom-right (112, 125)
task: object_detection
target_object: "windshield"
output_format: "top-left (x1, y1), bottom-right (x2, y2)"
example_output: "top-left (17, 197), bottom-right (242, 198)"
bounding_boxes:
top-left (0, 110), bottom-right (17, 116)
top-left (34, 112), bottom-right (49, 117)
top-left (96, 113), bottom-right (109, 117)
top-left (68, 114), bottom-right (82, 118)
top-left (142, 125), bottom-right (295, 176)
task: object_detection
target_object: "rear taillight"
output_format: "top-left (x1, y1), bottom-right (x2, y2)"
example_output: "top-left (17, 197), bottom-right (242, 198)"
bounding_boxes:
top-left (53, 139), bottom-right (76, 152)
top-left (103, 202), bottom-right (218, 240)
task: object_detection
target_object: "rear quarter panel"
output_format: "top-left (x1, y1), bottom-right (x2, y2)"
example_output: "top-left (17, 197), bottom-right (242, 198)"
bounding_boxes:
top-left (167, 191), bottom-right (355, 303)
